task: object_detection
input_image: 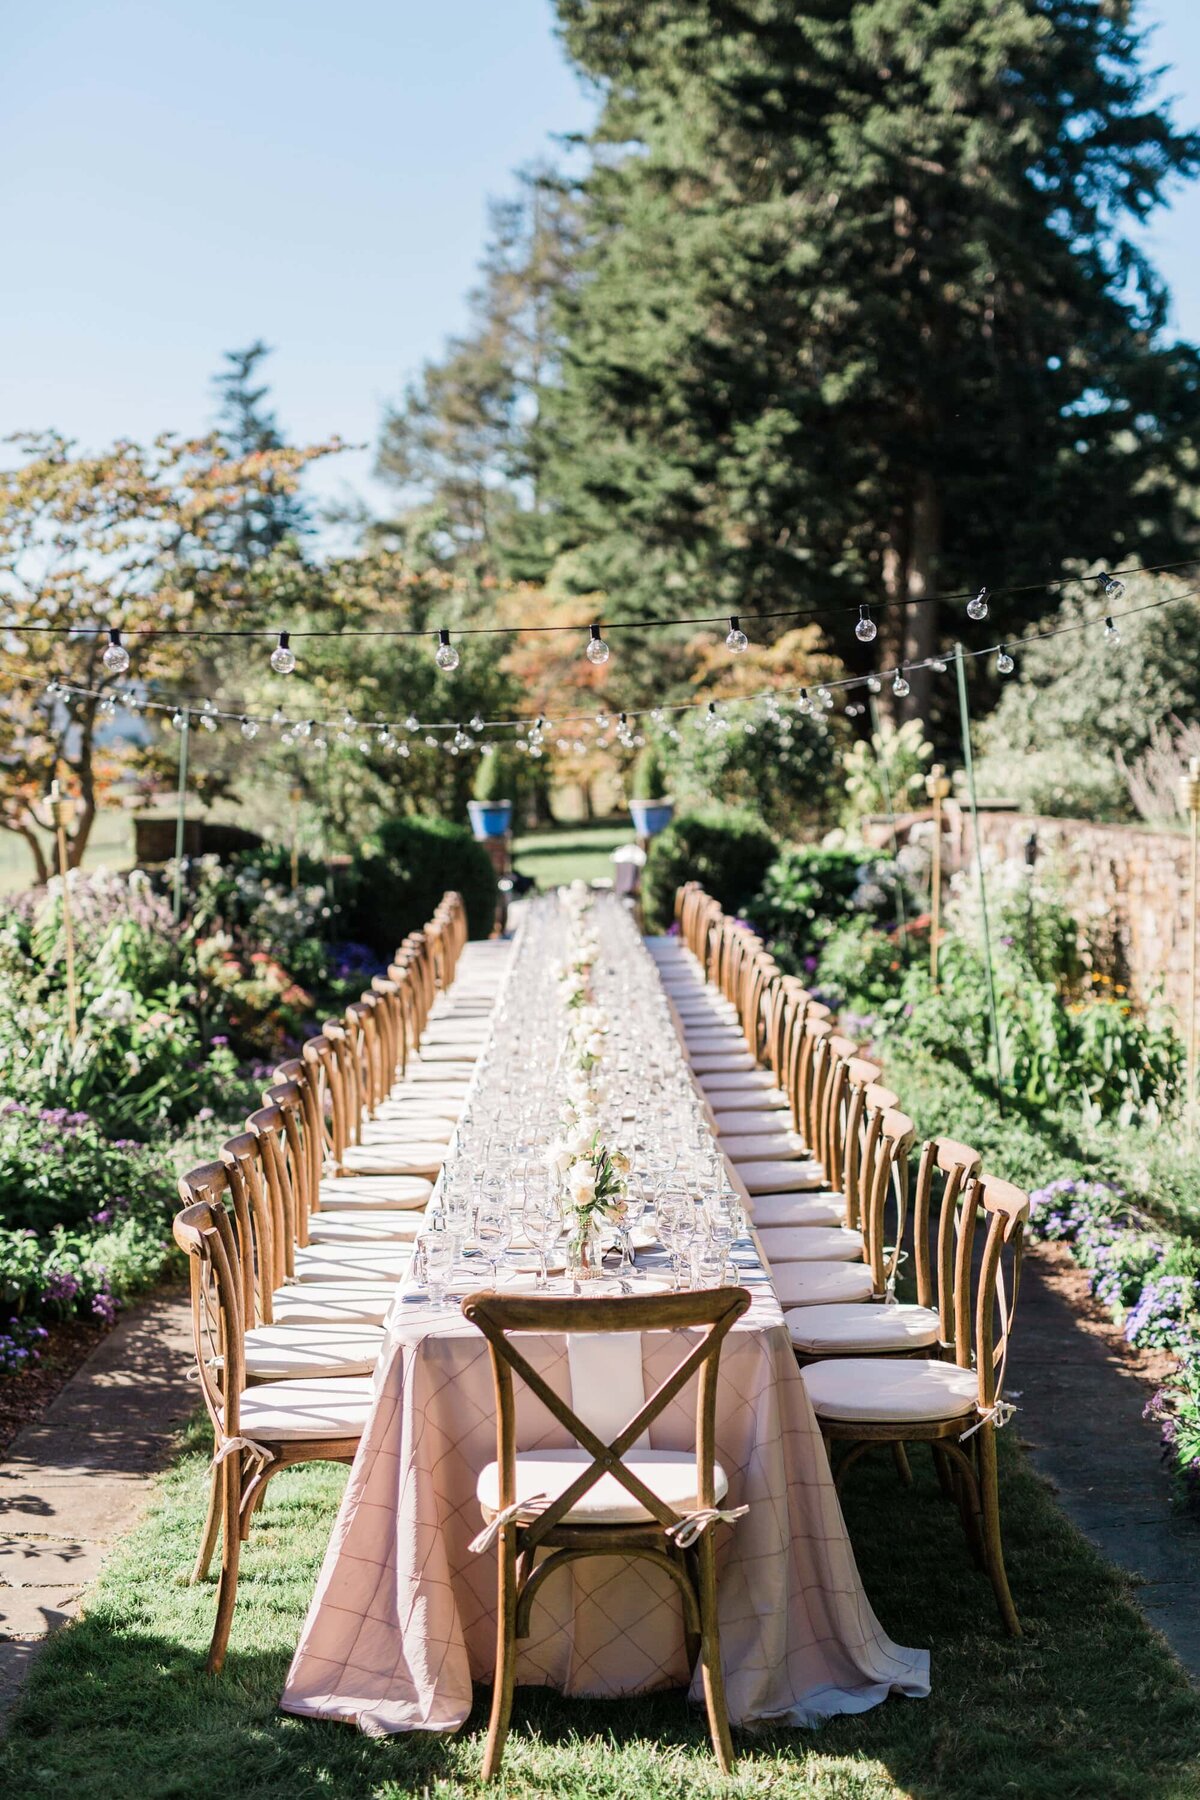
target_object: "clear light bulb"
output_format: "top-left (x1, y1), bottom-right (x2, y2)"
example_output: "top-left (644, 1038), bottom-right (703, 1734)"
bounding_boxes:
top-left (404, 714), bottom-right (419, 732)
top-left (294, 718), bottom-right (312, 739)
top-left (855, 605), bottom-right (877, 643)
top-left (271, 709), bottom-right (286, 726)
top-left (892, 670), bottom-right (910, 698)
top-left (967, 587), bottom-right (989, 621)
top-left (725, 615), bottom-right (749, 653)
top-left (270, 631), bottom-right (296, 674)
top-left (586, 624), bottom-right (610, 665)
top-left (1104, 615), bottom-right (1121, 647)
top-left (434, 628), bottom-right (459, 672)
top-left (1101, 570), bottom-right (1126, 601)
top-left (341, 712), bottom-right (358, 731)
top-left (469, 713), bottom-right (484, 732)
top-left (997, 647), bottom-right (1015, 675)
top-left (595, 711), bottom-right (609, 730)
top-left (240, 717), bottom-right (259, 741)
top-left (171, 709), bottom-right (187, 731)
top-left (798, 689), bottom-right (813, 715)
top-left (102, 628), bottom-right (130, 674)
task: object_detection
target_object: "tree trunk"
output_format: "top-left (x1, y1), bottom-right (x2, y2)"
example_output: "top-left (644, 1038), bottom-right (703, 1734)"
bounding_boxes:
top-left (878, 475), bottom-right (941, 731)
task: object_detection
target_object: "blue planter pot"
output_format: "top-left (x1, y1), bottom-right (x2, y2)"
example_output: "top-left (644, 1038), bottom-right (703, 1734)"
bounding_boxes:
top-left (468, 799), bottom-right (513, 841)
top-left (629, 797), bottom-right (675, 838)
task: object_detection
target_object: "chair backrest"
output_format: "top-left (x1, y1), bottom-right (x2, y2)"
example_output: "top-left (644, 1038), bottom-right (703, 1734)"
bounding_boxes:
top-left (173, 1191), bottom-right (245, 1446)
top-left (911, 1136), bottom-right (983, 1337)
top-left (956, 1174), bottom-right (1029, 1411)
top-left (462, 1287), bottom-right (750, 1546)
top-left (859, 1107), bottom-right (916, 1295)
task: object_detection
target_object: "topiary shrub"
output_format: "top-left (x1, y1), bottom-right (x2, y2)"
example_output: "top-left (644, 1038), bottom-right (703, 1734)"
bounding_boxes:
top-left (344, 817), bottom-right (497, 951)
top-left (642, 805), bottom-right (777, 933)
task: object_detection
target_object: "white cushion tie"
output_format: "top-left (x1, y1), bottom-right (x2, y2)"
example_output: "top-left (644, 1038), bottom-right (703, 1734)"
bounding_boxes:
top-left (665, 1504), bottom-right (749, 1548)
top-left (469, 1494), bottom-right (549, 1554)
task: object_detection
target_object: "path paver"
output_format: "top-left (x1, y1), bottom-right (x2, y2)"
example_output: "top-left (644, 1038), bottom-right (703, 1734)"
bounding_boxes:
top-left (1012, 1243), bottom-right (1200, 1678)
top-left (0, 1288), bottom-right (193, 1723)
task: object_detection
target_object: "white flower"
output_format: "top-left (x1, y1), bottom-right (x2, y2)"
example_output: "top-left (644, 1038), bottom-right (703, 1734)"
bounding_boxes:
top-left (568, 1160), bottom-right (597, 1205)
top-left (546, 1141), bottom-right (573, 1177)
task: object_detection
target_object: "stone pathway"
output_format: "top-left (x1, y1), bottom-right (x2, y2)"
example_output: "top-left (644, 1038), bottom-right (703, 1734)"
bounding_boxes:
top-left (0, 1289), bottom-right (194, 1722)
top-left (1012, 1242), bottom-right (1200, 1677)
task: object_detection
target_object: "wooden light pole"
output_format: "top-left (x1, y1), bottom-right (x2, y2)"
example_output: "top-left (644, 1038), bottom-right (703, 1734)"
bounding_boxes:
top-left (290, 784), bottom-right (303, 890)
top-left (1180, 755), bottom-right (1200, 1137)
top-left (926, 763), bottom-right (952, 991)
top-left (48, 780), bottom-right (79, 1046)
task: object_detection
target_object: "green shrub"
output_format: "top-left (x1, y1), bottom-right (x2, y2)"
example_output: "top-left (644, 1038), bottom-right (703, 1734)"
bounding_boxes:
top-left (745, 844), bottom-right (909, 973)
top-left (641, 805), bottom-right (777, 932)
top-left (346, 816), bottom-right (497, 949)
top-left (631, 742), bottom-right (668, 801)
top-left (471, 748), bottom-right (516, 805)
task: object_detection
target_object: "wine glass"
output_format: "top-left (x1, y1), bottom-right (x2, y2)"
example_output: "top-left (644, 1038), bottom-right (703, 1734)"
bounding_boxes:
top-left (612, 1173), bottom-right (647, 1278)
top-left (657, 1191), bottom-right (698, 1291)
top-left (475, 1198), bottom-right (512, 1286)
top-left (523, 1189), bottom-right (564, 1289)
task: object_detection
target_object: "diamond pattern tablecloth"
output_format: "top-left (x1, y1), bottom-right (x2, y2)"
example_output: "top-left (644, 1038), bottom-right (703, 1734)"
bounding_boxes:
top-left (279, 927), bottom-right (929, 1735)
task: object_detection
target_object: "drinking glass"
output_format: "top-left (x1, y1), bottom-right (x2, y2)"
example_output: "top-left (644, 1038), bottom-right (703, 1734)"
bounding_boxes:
top-left (475, 1198), bottom-right (512, 1286)
top-left (523, 1190), bottom-right (564, 1288)
top-left (422, 1230), bottom-right (455, 1309)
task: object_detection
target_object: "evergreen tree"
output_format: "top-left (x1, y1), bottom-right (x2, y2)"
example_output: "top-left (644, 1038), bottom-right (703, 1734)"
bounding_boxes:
top-left (213, 339), bottom-right (311, 563)
top-left (548, 0), bottom-right (1200, 723)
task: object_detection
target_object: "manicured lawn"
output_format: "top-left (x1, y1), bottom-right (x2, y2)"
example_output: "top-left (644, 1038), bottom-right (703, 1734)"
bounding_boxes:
top-left (4, 1413), bottom-right (1199, 1798)
top-left (513, 823), bottom-right (634, 889)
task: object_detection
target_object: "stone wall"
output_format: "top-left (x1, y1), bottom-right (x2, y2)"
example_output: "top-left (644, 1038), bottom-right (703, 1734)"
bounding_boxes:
top-left (952, 810), bottom-right (1191, 1021)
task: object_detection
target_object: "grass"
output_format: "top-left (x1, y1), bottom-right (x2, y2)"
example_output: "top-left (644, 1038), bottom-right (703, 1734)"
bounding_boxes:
top-left (512, 823), bottom-right (634, 889)
top-left (4, 1414), bottom-right (1200, 1799)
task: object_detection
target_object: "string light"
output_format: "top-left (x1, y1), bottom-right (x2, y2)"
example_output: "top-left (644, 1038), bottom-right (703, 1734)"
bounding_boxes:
top-left (586, 623), bottom-right (610, 666)
top-left (1100, 571), bottom-right (1126, 601)
top-left (1104, 615), bottom-right (1121, 646)
top-left (240, 717), bottom-right (259, 741)
top-left (854, 605), bottom-right (877, 643)
top-left (997, 646), bottom-right (1015, 674)
top-left (892, 670), bottom-right (910, 698)
top-left (102, 628), bottom-right (130, 674)
top-left (725, 615), bottom-right (749, 653)
top-left (967, 588), bottom-right (989, 621)
top-left (270, 631), bottom-right (296, 675)
top-left (171, 709), bottom-right (187, 730)
top-left (434, 629), bottom-right (459, 672)
top-left (798, 688), bottom-right (813, 715)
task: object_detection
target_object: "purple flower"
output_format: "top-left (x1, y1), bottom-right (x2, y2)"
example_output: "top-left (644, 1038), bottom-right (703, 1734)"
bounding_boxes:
top-left (197, 1106), bottom-right (215, 1123)
top-left (210, 1035), bottom-right (229, 1048)
top-left (89, 1210), bottom-right (112, 1227)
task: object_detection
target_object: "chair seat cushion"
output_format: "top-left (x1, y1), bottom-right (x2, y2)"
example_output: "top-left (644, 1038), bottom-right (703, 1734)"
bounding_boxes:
top-left (233, 1375), bottom-right (375, 1441)
top-left (342, 1143), bottom-right (445, 1177)
top-left (715, 1107), bottom-right (794, 1134)
top-left (711, 1094), bottom-right (790, 1121)
top-left (698, 1070), bottom-right (783, 1096)
top-left (476, 1447), bottom-right (730, 1528)
top-left (771, 1262), bottom-right (875, 1307)
top-left (786, 1303), bottom-right (940, 1356)
top-left (388, 1081), bottom-right (471, 1105)
top-left (405, 1061), bottom-right (476, 1081)
top-left (361, 1116), bottom-right (454, 1145)
top-left (307, 1211), bottom-right (424, 1244)
top-left (413, 1043), bottom-right (479, 1063)
top-left (762, 1225), bottom-right (864, 1263)
top-left (244, 1323), bottom-right (384, 1380)
top-left (684, 1030), bottom-right (746, 1051)
top-left (689, 1051), bottom-right (757, 1075)
top-left (317, 1175), bottom-right (433, 1211)
top-left (271, 1283), bottom-right (397, 1326)
top-left (750, 1191), bottom-right (843, 1228)
top-left (801, 1357), bottom-right (978, 1426)
top-left (736, 1159), bottom-right (825, 1196)
top-left (292, 1243), bottom-right (413, 1283)
top-left (721, 1132), bottom-right (808, 1164)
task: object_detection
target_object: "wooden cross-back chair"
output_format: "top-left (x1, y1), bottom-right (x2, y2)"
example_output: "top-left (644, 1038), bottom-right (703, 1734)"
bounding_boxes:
top-left (462, 1285), bottom-right (752, 1779)
top-left (806, 1174), bottom-right (1029, 1635)
top-left (173, 1195), bottom-right (370, 1674)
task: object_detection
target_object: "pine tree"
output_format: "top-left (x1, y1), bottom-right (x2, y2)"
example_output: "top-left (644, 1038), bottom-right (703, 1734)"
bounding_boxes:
top-left (548, 0), bottom-right (1200, 723)
top-left (213, 340), bottom-right (311, 563)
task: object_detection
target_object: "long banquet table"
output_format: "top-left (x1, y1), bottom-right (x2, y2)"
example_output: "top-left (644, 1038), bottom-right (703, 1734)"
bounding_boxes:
top-left (280, 895), bottom-right (929, 1736)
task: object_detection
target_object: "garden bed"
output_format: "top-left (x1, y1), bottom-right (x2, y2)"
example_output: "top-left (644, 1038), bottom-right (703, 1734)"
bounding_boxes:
top-left (0, 1314), bottom-right (108, 1456)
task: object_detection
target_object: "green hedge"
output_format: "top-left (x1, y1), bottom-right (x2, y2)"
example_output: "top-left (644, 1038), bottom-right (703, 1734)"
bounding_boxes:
top-left (641, 805), bottom-right (777, 933)
top-left (345, 816), bottom-right (497, 951)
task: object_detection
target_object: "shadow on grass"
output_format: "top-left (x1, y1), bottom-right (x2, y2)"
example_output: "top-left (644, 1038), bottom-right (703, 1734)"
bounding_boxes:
top-left (4, 1438), bottom-right (1200, 1799)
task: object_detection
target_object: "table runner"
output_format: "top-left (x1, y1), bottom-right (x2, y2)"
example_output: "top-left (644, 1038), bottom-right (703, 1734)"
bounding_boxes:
top-left (280, 898), bottom-right (929, 1734)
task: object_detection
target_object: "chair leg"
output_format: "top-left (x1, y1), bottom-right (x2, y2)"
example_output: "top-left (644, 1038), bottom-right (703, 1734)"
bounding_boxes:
top-left (977, 1426), bottom-right (1021, 1638)
top-left (206, 1459), bottom-right (243, 1674)
top-left (695, 1535), bottom-right (735, 1774)
top-left (931, 1443), bottom-right (955, 1501)
top-left (192, 1462), bottom-right (223, 1583)
top-left (891, 1441), bottom-right (913, 1487)
top-left (482, 1532), bottom-right (519, 1781)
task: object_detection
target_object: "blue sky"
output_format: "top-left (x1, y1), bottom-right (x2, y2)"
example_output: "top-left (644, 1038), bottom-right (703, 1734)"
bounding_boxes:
top-left (3, 0), bottom-right (1198, 537)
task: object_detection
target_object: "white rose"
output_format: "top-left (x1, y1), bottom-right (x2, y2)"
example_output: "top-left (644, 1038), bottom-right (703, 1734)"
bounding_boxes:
top-left (569, 1161), bottom-right (597, 1204)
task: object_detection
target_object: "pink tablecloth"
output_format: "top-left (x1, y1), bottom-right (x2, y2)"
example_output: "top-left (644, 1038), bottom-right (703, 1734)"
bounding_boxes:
top-left (279, 1265), bottom-right (929, 1734)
